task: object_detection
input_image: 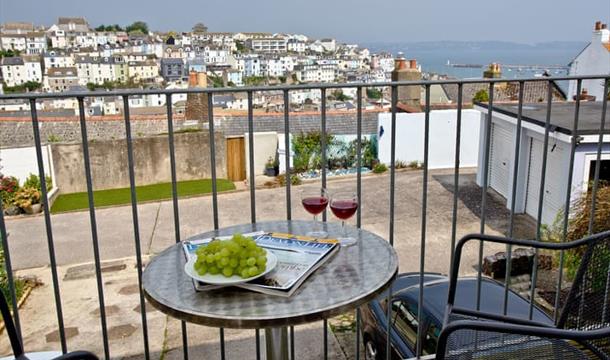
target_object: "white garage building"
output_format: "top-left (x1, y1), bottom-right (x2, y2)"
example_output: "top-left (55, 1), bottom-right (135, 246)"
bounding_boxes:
top-left (476, 101), bottom-right (610, 225)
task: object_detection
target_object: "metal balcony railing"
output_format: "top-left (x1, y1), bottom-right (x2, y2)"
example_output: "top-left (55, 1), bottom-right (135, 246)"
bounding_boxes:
top-left (0, 74), bottom-right (608, 360)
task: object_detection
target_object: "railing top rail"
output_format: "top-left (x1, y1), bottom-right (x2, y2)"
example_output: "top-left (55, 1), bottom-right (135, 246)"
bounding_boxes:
top-left (0, 74), bottom-right (608, 100)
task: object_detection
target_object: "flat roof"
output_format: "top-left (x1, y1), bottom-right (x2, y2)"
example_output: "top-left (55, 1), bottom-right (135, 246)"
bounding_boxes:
top-left (477, 101), bottom-right (609, 136)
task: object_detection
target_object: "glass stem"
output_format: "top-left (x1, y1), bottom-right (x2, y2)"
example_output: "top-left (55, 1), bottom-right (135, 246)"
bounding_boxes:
top-left (314, 214), bottom-right (318, 232)
top-left (342, 220), bottom-right (346, 238)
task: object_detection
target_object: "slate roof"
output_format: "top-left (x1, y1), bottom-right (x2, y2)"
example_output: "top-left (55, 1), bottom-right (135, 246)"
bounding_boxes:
top-left (441, 80), bottom-right (566, 104)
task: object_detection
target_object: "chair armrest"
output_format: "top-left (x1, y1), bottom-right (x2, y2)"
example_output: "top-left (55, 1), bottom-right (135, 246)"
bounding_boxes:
top-left (52, 351), bottom-right (99, 360)
top-left (436, 319), bottom-right (610, 360)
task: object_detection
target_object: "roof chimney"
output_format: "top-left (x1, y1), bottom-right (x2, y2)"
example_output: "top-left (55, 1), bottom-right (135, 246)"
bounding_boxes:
top-left (394, 52), bottom-right (407, 70)
top-left (188, 71), bottom-right (197, 87)
top-left (409, 59), bottom-right (417, 69)
top-left (483, 63), bottom-right (502, 79)
top-left (602, 23), bottom-right (608, 30)
top-left (595, 21), bottom-right (602, 31)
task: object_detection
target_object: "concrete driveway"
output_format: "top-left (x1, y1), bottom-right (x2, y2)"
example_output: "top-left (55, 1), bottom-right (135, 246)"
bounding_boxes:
top-left (4, 168), bottom-right (522, 274)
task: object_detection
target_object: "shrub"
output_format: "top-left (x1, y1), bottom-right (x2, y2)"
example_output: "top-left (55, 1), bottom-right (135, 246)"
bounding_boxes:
top-left (13, 187), bottom-right (41, 209)
top-left (291, 131), bottom-right (335, 173)
top-left (472, 89), bottom-right (489, 103)
top-left (372, 163), bottom-right (388, 174)
top-left (0, 237), bottom-right (25, 309)
top-left (22, 174), bottom-right (52, 192)
top-left (394, 160), bottom-right (408, 169)
top-left (0, 176), bottom-right (19, 208)
top-left (543, 183), bottom-right (610, 292)
top-left (277, 174), bottom-right (301, 186)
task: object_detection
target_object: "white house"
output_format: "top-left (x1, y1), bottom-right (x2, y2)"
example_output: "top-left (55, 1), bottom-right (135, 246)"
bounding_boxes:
top-left (246, 38), bottom-right (287, 53)
top-left (475, 102), bottom-right (610, 226)
top-left (0, 57), bottom-right (27, 86)
top-left (43, 50), bottom-right (75, 72)
top-left (294, 64), bottom-right (336, 83)
top-left (0, 34), bottom-right (26, 52)
top-left (24, 32), bottom-right (47, 55)
top-left (568, 21), bottom-right (610, 102)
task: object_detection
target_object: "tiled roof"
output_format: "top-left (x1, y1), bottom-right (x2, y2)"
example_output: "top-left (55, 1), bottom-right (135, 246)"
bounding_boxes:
top-left (603, 43), bottom-right (610, 52)
top-left (58, 17), bottom-right (87, 25)
top-left (441, 80), bottom-right (566, 104)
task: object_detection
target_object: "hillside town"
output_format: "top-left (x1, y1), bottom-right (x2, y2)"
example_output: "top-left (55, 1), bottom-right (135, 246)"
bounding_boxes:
top-left (0, 17), bottom-right (401, 114)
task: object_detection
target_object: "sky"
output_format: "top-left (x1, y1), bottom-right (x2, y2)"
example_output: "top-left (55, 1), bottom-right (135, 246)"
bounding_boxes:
top-left (0, 0), bottom-right (609, 44)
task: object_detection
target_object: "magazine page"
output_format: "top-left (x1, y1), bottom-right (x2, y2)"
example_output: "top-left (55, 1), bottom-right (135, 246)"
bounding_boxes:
top-left (241, 233), bottom-right (338, 291)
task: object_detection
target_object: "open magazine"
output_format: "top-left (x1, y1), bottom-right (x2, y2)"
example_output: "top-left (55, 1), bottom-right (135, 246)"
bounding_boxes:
top-left (182, 231), bottom-right (339, 297)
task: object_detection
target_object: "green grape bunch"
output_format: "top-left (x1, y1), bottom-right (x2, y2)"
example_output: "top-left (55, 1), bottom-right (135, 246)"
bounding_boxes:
top-left (194, 234), bottom-right (268, 278)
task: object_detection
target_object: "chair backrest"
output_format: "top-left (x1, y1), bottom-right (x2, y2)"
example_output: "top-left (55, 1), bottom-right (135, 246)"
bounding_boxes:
top-left (0, 290), bottom-right (23, 357)
top-left (558, 232), bottom-right (610, 355)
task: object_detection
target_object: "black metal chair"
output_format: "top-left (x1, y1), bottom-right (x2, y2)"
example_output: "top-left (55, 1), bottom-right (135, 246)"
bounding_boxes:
top-left (436, 230), bottom-right (610, 359)
top-left (0, 291), bottom-right (99, 360)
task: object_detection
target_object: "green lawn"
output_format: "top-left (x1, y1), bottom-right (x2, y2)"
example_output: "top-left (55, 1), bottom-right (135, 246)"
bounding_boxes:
top-left (51, 179), bottom-right (236, 213)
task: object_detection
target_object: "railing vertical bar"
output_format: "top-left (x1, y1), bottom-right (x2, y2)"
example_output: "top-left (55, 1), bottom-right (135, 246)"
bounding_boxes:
top-left (165, 95), bottom-right (189, 360)
top-left (323, 319), bottom-right (328, 360)
top-left (389, 86), bottom-right (397, 247)
top-left (247, 91), bottom-right (256, 224)
top-left (529, 81), bottom-right (554, 320)
top-left (290, 326), bottom-right (295, 360)
top-left (28, 98), bottom-right (66, 353)
top-left (255, 329), bottom-right (261, 360)
top-left (283, 90), bottom-right (292, 220)
top-left (449, 84), bottom-right (463, 268)
top-left (122, 96), bottom-right (150, 360)
top-left (206, 94), bottom-right (225, 360)
top-left (321, 89), bottom-right (327, 221)
top-left (77, 97), bottom-right (110, 360)
top-left (587, 79), bottom-right (608, 236)
top-left (355, 86), bottom-right (363, 360)
top-left (0, 196), bottom-right (21, 339)
top-left (554, 79), bottom-right (582, 323)
top-left (592, 79), bottom-right (609, 322)
top-left (416, 84), bottom-right (431, 358)
top-left (476, 83), bottom-right (494, 310)
top-left (320, 88), bottom-right (328, 360)
top-left (207, 94), bottom-right (219, 230)
top-left (356, 86), bottom-right (363, 229)
top-left (503, 81), bottom-right (525, 315)
top-left (385, 287), bottom-right (392, 360)
top-left (248, 90), bottom-right (260, 359)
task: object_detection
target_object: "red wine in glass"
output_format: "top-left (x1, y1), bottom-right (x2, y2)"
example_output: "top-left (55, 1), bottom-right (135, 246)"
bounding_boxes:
top-left (330, 191), bottom-right (359, 247)
top-left (300, 188), bottom-right (329, 238)
top-left (302, 196), bottom-right (329, 215)
top-left (330, 200), bottom-right (358, 220)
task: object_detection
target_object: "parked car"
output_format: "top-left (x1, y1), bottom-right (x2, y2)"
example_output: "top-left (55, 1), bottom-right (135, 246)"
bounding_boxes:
top-left (360, 273), bottom-right (554, 359)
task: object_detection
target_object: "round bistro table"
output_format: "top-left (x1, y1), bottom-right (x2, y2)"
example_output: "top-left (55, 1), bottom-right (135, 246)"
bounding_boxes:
top-left (142, 220), bottom-right (398, 360)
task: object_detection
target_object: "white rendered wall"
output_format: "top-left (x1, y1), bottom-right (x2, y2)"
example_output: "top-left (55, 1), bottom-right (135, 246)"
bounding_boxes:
top-left (378, 109), bottom-right (481, 169)
top-left (0, 145), bottom-right (54, 185)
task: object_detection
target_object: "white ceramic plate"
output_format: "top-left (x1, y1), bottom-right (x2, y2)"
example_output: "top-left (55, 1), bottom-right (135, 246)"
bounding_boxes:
top-left (184, 249), bottom-right (278, 285)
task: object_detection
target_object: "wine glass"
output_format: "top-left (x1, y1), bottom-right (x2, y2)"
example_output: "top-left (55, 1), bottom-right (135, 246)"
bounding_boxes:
top-left (330, 191), bottom-right (359, 247)
top-left (300, 188), bottom-right (329, 238)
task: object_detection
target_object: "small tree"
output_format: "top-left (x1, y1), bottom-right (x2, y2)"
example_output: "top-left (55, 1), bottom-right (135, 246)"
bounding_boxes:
top-left (366, 88), bottom-right (383, 100)
top-left (126, 21), bottom-right (149, 34)
top-left (472, 89), bottom-right (489, 103)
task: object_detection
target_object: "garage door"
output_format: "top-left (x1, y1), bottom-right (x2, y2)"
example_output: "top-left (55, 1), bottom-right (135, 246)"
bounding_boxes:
top-left (489, 122), bottom-right (512, 199)
top-left (525, 137), bottom-right (566, 225)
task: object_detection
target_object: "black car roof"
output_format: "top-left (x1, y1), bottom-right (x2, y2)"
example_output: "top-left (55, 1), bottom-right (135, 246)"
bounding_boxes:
top-left (394, 275), bottom-right (553, 325)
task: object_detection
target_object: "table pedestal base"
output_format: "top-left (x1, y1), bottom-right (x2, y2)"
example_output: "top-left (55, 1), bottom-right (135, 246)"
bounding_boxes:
top-left (265, 327), bottom-right (288, 360)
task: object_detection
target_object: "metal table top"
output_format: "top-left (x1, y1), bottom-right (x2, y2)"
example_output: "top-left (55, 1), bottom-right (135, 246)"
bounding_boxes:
top-left (142, 220), bottom-right (398, 329)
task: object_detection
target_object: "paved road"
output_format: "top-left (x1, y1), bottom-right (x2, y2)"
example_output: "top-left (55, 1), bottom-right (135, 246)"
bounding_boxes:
top-left (5, 168), bottom-right (523, 273)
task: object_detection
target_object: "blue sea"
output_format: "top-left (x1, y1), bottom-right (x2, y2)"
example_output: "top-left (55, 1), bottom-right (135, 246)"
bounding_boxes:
top-left (360, 41), bottom-right (587, 80)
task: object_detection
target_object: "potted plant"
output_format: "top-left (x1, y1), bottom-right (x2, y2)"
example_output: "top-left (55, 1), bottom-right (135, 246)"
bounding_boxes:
top-left (13, 187), bottom-right (42, 215)
top-left (264, 156), bottom-right (279, 176)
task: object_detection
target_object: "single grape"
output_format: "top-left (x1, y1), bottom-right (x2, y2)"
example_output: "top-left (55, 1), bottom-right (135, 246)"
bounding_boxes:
top-left (246, 257), bottom-right (256, 266)
top-left (229, 258), bottom-right (238, 268)
top-left (209, 266), bottom-right (219, 275)
top-left (205, 254), bottom-right (215, 264)
top-left (220, 257), bottom-right (229, 267)
top-left (222, 267), bottom-right (234, 277)
top-left (256, 256), bottom-right (266, 267)
top-left (240, 269), bottom-right (249, 278)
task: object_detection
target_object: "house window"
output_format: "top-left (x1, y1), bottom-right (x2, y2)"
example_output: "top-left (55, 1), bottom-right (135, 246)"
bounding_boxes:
top-left (588, 159), bottom-right (610, 185)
